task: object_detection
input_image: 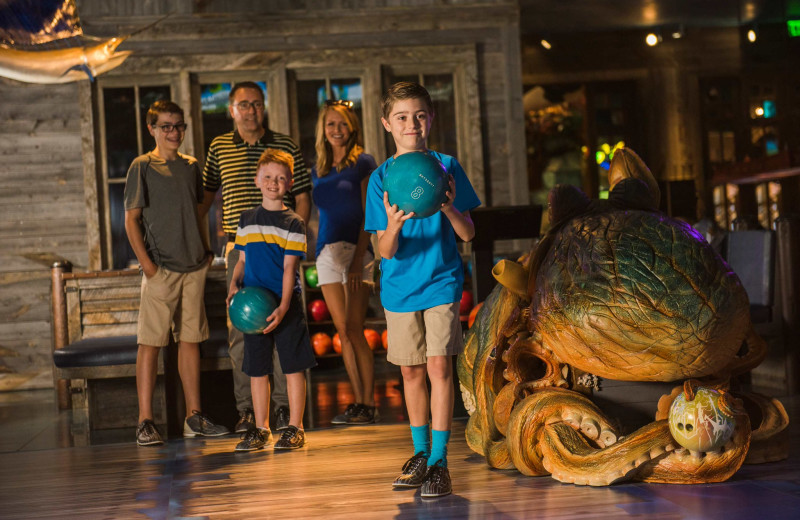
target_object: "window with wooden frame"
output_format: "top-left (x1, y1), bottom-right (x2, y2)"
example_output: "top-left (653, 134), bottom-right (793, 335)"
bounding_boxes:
top-left (94, 78), bottom-right (176, 270)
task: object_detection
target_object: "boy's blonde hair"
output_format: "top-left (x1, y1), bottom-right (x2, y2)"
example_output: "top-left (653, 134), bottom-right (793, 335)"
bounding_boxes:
top-left (257, 148), bottom-right (294, 182)
top-left (381, 82), bottom-right (435, 119)
top-left (314, 103), bottom-right (364, 178)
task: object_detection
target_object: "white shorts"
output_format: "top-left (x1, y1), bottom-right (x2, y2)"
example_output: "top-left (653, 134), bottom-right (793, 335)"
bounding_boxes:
top-left (316, 241), bottom-right (374, 286)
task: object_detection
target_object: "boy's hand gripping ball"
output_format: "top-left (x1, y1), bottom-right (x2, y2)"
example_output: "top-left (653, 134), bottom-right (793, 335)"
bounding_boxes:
top-left (229, 286), bottom-right (278, 334)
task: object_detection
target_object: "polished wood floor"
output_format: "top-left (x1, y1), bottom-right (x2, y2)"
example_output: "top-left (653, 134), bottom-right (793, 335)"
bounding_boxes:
top-left (0, 365), bottom-right (798, 519)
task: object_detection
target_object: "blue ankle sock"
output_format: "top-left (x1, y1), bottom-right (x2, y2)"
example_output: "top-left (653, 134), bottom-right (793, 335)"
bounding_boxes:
top-left (410, 424), bottom-right (430, 458)
top-left (429, 429), bottom-right (451, 467)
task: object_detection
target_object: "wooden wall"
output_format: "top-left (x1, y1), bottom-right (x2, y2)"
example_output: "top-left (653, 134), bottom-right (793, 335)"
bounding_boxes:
top-left (0, 0), bottom-right (528, 388)
top-left (0, 79), bottom-right (89, 390)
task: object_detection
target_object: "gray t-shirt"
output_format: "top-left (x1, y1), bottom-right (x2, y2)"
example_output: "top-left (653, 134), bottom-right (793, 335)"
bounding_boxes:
top-left (124, 151), bottom-right (206, 272)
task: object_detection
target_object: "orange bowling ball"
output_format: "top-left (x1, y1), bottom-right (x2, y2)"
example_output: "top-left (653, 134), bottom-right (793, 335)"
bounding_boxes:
top-left (364, 328), bottom-right (381, 350)
top-left (332, 333), bottom-right (342, 354)
top-left (468, 302), bottom-right (483, 328)
top-left (311, 332), bottom-right (332, 356)
top-left (381, 329), bottom-right (389, 350)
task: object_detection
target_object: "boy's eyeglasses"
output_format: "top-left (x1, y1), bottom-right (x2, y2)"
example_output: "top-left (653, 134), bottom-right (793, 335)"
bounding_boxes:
top-left (325, 99), bottom-right (354, 109)
top-left (156, 123), bottom-right (187, 133)
top-left (233, 101), bottom-right (265, 112)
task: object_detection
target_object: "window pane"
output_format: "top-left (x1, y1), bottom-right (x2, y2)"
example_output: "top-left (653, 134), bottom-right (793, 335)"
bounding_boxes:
top-left (296, 79), bottom-right (327, 168)
top-left (138, 86), bottom-right (171, 153)
top-left (103, 87), bottom-right (138, 179)
top-left (199, 81), bottom-right (267, 256)
top-left (383, 73), bottom-right (418, 155)
top-left (330, 77), bottom-right (364, 124)
top-left (424, 74), bottom-right (457, 157)
top-left (201, 83), bottom-right (233, 152)
top-left (109, 183), bottom-right (135, 269)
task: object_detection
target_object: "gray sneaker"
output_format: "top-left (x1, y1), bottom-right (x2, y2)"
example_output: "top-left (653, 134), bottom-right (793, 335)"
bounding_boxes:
top-left (347, 404), bottom-right (380, 425)
top-left (183, 410), bottom-right (230, 437)
top-left (235, 427), bottom-right (272, 452)
top-left (331, 403), bottom-right (359, 425)
top-left (136, 419), bottom-right (164, 447)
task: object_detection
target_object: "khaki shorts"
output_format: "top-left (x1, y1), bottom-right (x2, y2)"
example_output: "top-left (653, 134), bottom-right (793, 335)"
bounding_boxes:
top-left (384, 302), bottom-right (463, 366)
top-left (137, 264), bottom-right (210, 347)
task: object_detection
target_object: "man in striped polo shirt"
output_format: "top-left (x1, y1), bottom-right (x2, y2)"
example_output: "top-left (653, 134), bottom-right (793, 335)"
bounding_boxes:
top-left (200, 81), bottom-right (312, 434)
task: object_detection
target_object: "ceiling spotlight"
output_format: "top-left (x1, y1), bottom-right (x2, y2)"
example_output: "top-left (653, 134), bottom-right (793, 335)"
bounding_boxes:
top-left (540, 39), bottom-right (552, 50)
top-left (671, 24), bottom-right (685, 39)
top-left (645, 32), bottom-right (662, 46)
top-left (746, 23), bottom-right (758, 43)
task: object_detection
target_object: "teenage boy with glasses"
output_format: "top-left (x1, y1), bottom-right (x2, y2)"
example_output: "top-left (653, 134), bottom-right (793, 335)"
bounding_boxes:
top-left (125, 100), bottom-right (229, 446)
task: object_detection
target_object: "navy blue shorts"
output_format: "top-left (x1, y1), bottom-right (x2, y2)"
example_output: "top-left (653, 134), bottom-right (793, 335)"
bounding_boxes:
top-left (242, 292), bottom-right (317, 377)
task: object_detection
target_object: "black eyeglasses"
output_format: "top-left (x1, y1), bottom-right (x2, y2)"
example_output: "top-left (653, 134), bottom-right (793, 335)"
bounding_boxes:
top-left (233, 101), bottom-right (265, 112)
top-left (156, 123), bottom-right (187, 133)
top-left (325, 99), bottom-right (354, 109)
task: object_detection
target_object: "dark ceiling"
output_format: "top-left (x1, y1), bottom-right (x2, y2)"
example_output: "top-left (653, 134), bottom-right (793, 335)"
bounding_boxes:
top-left (519, 0), bottom-right (794, 35)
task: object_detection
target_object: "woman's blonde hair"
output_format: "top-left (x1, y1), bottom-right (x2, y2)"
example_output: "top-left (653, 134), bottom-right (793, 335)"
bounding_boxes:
top-left (315, 103), bottom-right (364, 177)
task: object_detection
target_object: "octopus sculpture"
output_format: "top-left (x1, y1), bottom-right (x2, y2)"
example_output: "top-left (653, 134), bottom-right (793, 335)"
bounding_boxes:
top-left (458, 148), bottom-right (790, 485)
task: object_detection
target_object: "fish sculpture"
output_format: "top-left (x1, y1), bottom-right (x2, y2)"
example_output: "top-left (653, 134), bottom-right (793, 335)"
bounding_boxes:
top-left (0, 0), bottom-right (167, 84)
top-left (0, 36), bottom-right (130, 83)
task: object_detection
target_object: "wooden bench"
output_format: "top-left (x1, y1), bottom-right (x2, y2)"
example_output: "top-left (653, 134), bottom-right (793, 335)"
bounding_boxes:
top-left (50, 262), bottom-right (232, 442)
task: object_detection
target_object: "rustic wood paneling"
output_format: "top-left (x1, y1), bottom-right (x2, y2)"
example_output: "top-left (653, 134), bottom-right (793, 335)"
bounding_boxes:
top-left (0, 77), bottom-right (88, 388)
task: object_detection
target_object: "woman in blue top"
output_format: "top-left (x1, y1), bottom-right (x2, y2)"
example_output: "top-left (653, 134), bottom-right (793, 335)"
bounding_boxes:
top-left (311, 100), bottom-right (379, 425)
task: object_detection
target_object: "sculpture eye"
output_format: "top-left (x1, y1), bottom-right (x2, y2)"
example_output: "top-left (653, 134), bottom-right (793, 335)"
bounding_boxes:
top-left (685, 424), bottom-right (694, 432)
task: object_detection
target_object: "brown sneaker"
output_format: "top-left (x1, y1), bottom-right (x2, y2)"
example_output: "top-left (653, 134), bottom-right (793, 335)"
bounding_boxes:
top-left (392, 452), bottom-right (428, 488)
top-left (136, 419), bottom-right (164, 447)
top-left (274, 425), bottom-right (305, 450)
top-left (235, 409), bottom-right (255, 434)
top-left (420, 460), bottom-right (452, 498)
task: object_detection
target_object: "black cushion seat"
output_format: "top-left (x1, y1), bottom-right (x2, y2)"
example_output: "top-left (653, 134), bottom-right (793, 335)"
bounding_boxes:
top-left (53, 329), bottom-right (229, 369)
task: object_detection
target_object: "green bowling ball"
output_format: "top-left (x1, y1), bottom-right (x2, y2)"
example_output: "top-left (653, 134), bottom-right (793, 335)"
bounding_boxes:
top-left (305, 265), bottom-right (319, 288)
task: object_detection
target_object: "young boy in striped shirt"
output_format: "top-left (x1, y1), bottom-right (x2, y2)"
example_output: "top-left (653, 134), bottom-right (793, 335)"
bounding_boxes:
top-left (226, 148), bottom-right (316, 451)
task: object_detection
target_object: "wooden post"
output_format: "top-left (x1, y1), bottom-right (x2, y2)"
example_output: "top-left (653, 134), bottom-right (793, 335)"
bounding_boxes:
top-left (776, 215), bottom-right (800, 394)
top-left (51, 261), bottom-right (72, 410)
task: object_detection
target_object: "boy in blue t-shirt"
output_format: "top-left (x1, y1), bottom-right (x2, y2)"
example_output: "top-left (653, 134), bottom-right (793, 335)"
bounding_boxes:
top-left (364, 82), bottom-right (481, 498)
top-left (227, 149), bottom-right (316, 452)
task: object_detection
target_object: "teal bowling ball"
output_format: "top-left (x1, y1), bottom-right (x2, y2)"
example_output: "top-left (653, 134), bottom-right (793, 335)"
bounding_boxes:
top-left (305, 265), bottom-right (319, 288)
top-left (384, 151), bottom-right (449, 219)
top-left (229, 286), bottom-right (278, 334)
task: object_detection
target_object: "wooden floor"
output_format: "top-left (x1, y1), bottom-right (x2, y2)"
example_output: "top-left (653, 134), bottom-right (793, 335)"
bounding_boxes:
top-left (0, 370), bottom-right (798, 519)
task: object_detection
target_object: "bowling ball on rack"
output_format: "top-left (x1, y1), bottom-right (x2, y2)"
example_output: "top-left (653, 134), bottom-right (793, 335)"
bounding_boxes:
top-left (229, 286), bottom-right (278, 334)
top-left (305, 265), bottom-right (319, 288)
top-left (381, 329), bottom-right (389, 350)
top-left (307, 299), bottom-right (330, 322)
top-left (363, 328), bottom-right (381, 350)
top-left (311, 332), bottom-right (332, 356)
top-left (332, 333), bottom-right (342, 354)
top-left (383, 151), bottom-right (449, 219)
top-left (460, 290), bottom-right (474, 316)
top-left (468, 302), bottom-right (483, 329)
